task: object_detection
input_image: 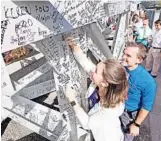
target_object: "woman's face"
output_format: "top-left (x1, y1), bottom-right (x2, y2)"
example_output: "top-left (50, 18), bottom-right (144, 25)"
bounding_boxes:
top-left (90, 62), bottom-right (105, 86)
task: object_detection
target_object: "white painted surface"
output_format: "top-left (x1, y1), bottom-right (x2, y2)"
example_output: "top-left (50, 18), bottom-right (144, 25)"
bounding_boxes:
top-left (113, 13), bottom-right (126, 59)
top-left (130, 3), bottom-right (137, 11)
top-left (104, 1), bottom-right (129, 17)
top-left (36, 35), bottom-right (85, 140)
top-left (43, 92), bottom-right (57, 105)
top-left (3, 107), bottom-right (60, 140)
top-left (1, 1), bottom-right (105, 52)
top-left (2, 94), bottom-right (89, 141)
top-left (2, 95), bottom-right (64, 135)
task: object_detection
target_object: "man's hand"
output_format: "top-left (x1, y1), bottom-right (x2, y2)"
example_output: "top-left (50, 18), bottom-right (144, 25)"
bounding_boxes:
top-left (129, 123), bottom-right (140, 136)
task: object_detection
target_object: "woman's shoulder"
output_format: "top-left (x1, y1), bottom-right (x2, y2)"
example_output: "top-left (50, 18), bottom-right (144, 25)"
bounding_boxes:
top-left (88, 103), bottom-right (124, 130)
top-left (105, 102), bottom-right (125, 116)
top-left (89, 102), bottom-right (125, 118)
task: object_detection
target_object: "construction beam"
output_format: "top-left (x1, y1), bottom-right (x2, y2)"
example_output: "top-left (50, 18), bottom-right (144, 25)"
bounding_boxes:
top-left (1, 1), bottom-right (131, 53)
top-left (3, 107), bottom-right (62, 141)
top-left (2, 95), bottom-right (65, 139)
top-left (35, 31), bottom-right (105, 140)
top-left (104, 1), bottom-right (129, 17)
top-left (112, 12), bottom-right (127, 59)
top-left (19, 79), bottom-right (56, 99)
top-left (12, 62), bottom-right (52, 92)
top-left (1, 1), bottom-right (105, 52)
top-left (87, 23), bottom-right (113, 59)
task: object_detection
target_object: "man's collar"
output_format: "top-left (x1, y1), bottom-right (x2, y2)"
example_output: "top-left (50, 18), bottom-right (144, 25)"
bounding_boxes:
top-left (125, 65), bottom-right (142, 75)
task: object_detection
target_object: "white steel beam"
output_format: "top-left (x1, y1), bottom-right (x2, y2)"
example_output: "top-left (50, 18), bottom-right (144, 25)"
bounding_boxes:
top-left (19, 79), bottom-right (56, 99)
top-left (2, 95), bottom-right (64, 137)
top-left (13, 62), bottom-right (52, 92)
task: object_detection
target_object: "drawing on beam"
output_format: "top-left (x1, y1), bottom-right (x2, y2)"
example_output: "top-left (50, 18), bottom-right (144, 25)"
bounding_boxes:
top-left (104, 1), bottom-right (130, 17)
top-left (13, 62), bottom-right (52, 92)
top-left (36, 34), bottom-right (89, 140)
top-left (63, 25), bottom-right (106, 61)
top-left (1, 1), bottom-right (105, 53)
top-left (112, 13), bottom-right (126, 59)
top-left (3, 95), bottom-right (66, 141)
top-left (20, 79), bottom-right (56, 99)
top-left (1, 1), bottom-right (132, 141)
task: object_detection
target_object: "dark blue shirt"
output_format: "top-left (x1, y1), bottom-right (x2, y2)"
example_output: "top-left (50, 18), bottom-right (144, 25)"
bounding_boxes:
top-left (125, 65), bottom-right (157, 111)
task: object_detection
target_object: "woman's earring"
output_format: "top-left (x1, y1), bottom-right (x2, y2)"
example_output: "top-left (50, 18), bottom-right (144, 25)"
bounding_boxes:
top-left (101, 83), bottom-right (108, 87)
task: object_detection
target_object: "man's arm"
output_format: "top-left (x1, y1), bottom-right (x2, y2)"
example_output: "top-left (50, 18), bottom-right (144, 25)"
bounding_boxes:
top-left (129, 108), bottom-right (149, 136)
top-left (135, 108), bottom-right (149, 125)
top-left (130, 78), bottom-right (157, 136)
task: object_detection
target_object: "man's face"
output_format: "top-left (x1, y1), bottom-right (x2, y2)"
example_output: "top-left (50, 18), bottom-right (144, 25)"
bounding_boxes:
top-left (121, 47), bottom-right (141, 67)
top-left (143, 19), bottom-right (149, 27)
top-left (155, 23), bottom-right (161, 31)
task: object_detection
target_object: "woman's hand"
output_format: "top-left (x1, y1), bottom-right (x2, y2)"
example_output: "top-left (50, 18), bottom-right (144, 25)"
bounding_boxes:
top-left (65, 84), bottom-right (76, 102)
top-left (65, 37), bottom-right (81, 52)
top-left (65, 37), bottom-right (76, 50)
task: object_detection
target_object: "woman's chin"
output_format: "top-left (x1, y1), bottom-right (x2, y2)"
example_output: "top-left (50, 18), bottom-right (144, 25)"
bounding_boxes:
top-left (121, 61), bottom-right (128, 67)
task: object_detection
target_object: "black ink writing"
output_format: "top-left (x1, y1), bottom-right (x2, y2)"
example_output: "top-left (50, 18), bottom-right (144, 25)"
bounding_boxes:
top-left (4, 5), bottom-right (31, 19)
top-left (1, 20), bottom-right (8, 45)
top-left (15, 19), bottom-right (33, 31)
top-left (36, 13), bottom-right (50, 22)
top-left (35, 5), bottom-right (49, 12)
top-left (1, 82), bottom-right (7, 88)
top-left (14, 19), bottom-right (35, 45)
top-left (38, 27), bottom-right (47, 37)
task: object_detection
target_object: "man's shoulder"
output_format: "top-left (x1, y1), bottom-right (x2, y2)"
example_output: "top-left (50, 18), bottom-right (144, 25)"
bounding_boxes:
top-left (138, 67), bottom-right (156, 85)
top-left (135, 66), bottom-right (156, 84)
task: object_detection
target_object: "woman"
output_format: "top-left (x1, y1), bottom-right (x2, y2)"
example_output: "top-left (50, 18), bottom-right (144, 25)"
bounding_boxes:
top-left (65, 38), bottom-right (128, 141)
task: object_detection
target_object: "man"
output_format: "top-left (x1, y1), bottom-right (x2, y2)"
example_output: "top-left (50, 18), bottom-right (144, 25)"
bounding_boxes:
top-left (135, 18), bottom-right (152, 48)
top-left (131, 14), bottom-right (143, 40)
top-left (120, 42), bottom-right (157, 141)
top-left (132, 14), bottom-right (143, 32)
top-left (145, 19), bottom-right (161, 77)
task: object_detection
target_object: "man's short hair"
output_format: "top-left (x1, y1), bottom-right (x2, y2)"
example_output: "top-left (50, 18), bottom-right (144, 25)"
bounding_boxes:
top-left (143, 15), bottom-right (149, 20)
top-left (126, 42), bottom-right (147, 60)
top-left (154, 19), bottom-right (161, 25)
top-left (132, 14), bottom-right (139, 22)
top-left (133, 14), bottom-right (139, 17)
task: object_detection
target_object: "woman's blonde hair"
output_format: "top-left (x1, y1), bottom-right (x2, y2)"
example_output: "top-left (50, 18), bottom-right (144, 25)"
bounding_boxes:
top-left (99, 59), bottom-right (128, 108)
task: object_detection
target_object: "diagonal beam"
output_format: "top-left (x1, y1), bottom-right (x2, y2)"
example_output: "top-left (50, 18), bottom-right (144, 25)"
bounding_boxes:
top-left (19, 79), bottom-right (56, 99)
